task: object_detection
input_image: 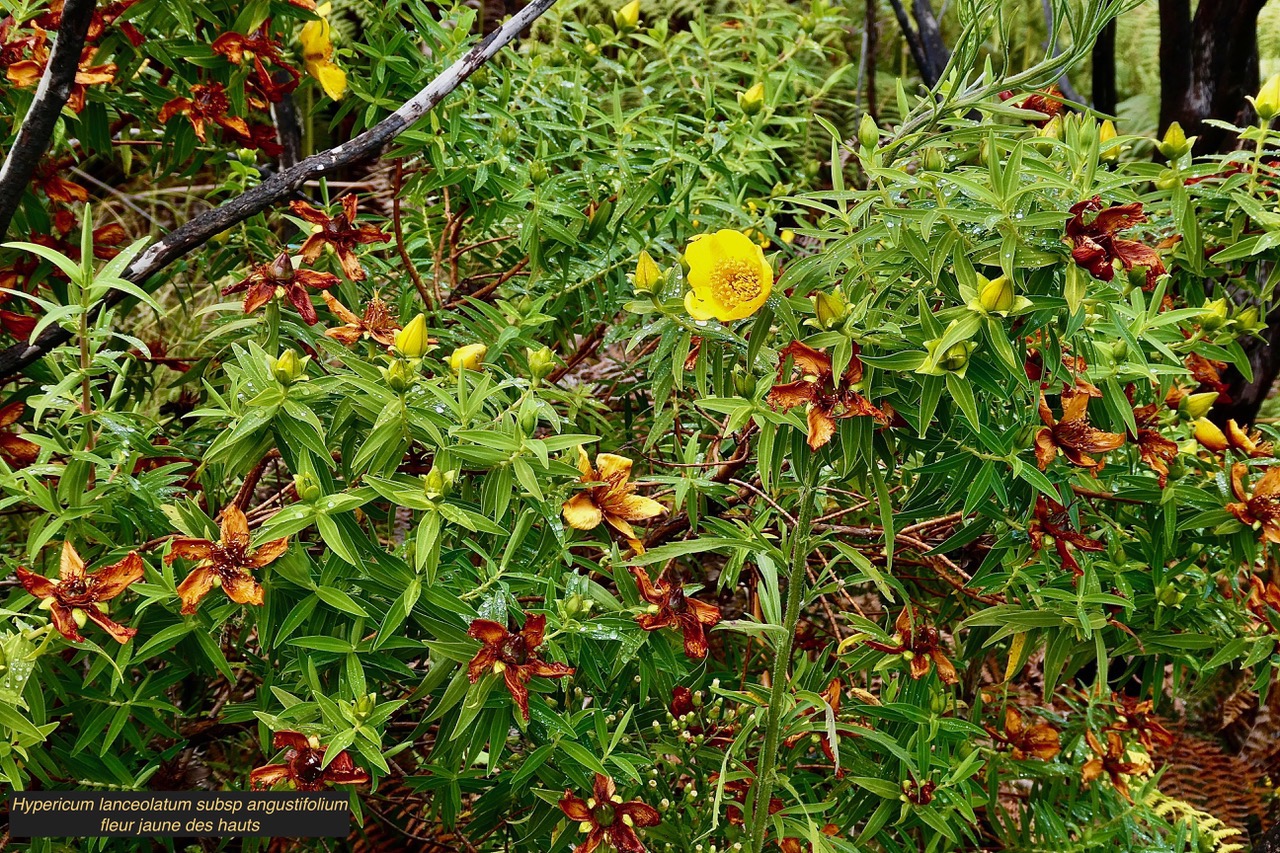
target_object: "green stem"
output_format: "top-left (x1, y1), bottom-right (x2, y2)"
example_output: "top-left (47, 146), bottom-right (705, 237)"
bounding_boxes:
top-left (747, 479), bottom-right (817, 853)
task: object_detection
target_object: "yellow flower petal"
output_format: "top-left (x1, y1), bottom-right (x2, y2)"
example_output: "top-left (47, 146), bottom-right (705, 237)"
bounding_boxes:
top-left (562, 492), bottom-right (602, 530)
top-left (308, 60), bottom-right (347, 100)
top-left (684, 290), bottom-right (716, 321)
top-left (594, 453), bottom-right (633, 487)
top-left (682, 229), bottom-right (773, 322)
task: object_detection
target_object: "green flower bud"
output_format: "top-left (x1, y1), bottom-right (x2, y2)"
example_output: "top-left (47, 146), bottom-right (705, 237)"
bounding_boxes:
top-left (939, 341), bottom-right (973, 372)
top-left (499, 124), bottom-right (520, 147)
top-left (1157, 121), bottom-right (1192, 160)
top-left (813, 287), bottom-right (849, 329)
top-left (394, 313), bottom-right (432, 358)
top-left (858, 113), bottom-right (879, 150)
top-left (72, 608), bottom-right (88, 629)
top-left (270, 349), bottom-right (307, 384)
top-left (1198, 297), bottom-right (1228, 331)
top-left (423, 465), bottom-right (455, 500)
top-left (383, 357), bottom-right (415, 393)
top-left (922, 147), bottom-right (944, 172)
top-left (634, 250), bottom-right (662, 295)
top-left (529, 160), bottom-right (549, 185)
top-left (527, 346), bottom-right (556, 382)
top-left (977, 274), bottom-right (1014, 314)
top-left (237, 148), bottom-right (257, 165)
top-left (293, 472), bottom-right (322, 502)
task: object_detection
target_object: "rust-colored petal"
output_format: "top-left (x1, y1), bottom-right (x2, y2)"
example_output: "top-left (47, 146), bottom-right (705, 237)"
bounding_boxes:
top-left (221, 569), bottom-right (264, 607)
top-left (468, 619), bottom-right (509, 646)
top-left (629, 566), bottom-right (663, 603)
top-left (48, 602), bottom-right (85, 643)
top-left (677, 612), bottom-right (709, 659)
top-left (322, 290), bottom-right (361, 325)
top-left (176, 565), bottom-right (219, 614)
top-left (165, 537), bottom-right (215, 565)
top-left (930, 649), bottom-right (959, 685)
top-left (806, 405), bottom-right (838, 450)
top-left (0, 433), bottom-right (38, 466)
top-left (559, 792), bottom-right (592, 822)
top-left (83, 606), bottom-right (137, 644)
top-left (767, 379), bottom-right (818, 411)
top-left (502, 666), bottom-right (531, 720)
top-left (247, 537), bottom-right (289, 568)
top-left (90, 551), bottom-right (144, 599)
top-left (520, 612), bottom-right (547, 648)
top-left (59, 540), bottom-right (86, 581)
top-left (617, 800), bottom-right (661, 827)
top-left (250, 764), bottom-right (291, 789)
top-left (220, 506), bottom-right (251, 548)
top-left (15, 565), bottom-right (56, 598)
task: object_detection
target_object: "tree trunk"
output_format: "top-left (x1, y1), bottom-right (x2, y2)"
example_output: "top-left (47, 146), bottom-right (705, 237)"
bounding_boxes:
top-left (1158, 0), bottom-right (1268, 154)
top-left (1092, 20), bottom-right (1116, 114)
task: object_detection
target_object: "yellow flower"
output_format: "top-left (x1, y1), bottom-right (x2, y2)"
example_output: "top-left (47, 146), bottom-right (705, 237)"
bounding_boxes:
top-left (562, 449), bottom-right (664, 545)
top-left (448, 343), bottom-right (487, 372)
top-left (300, 4), bottom-right (346, 100)
top-left (1253, 72), bottom-right (1280, 122)
top-left (1098, 119), bottom-right (1119, 162)
top-left (682, 229), bottom-right (772, 322)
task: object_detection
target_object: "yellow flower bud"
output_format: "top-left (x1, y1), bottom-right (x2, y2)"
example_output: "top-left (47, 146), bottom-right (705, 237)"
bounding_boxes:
top-left (448, 343), bottom-right (487, 372)
top-left (613, 0), bottom-right (640, 31)
top-left (1253, 72), bottom-right (1280, 123)
top-left (977, 274), bottom-right (1015, 315)
top-left (1179, 392), bottom-right (1218, 421)
top-left (307, 734), bottom-right (321, 750)
top-left (858, 113), bottom-right (879, 150)
top-left (634, 250), bottom-right (662, 294)
top-left (1098, 119), bottom-right (1119, 162)
top-left (780, 228), bottom-right (795, 245)
top-left (1157, 121), bottom-right (1192, 160)
top-left (72, 608), bottom-right (88, 629)
top-left (1194, 418), bottom-right (1228, 453)
top-left (394, 313), bottom-right (432, 358)
top-left (738, 82), bottom-right (765, 116)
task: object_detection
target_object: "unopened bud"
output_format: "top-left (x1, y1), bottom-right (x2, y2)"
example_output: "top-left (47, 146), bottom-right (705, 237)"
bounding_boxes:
top-left (1193, 417), bottom-right (1228, 452)
top-left (977, 274), bottom-right (1015, 315)
top-left (613, 0), bottom-right (640, 31)
top-left (1098, 120), bottom-right (1119, 162)
top-left (527, 346), bottom-right (556, 382)
top-left (1198, 298), bottom-right (1229, 331)
top-left (939, 341), bottom-right (973, 372)
top-left (529, 160), bottom-right (549, 185)
top-left (383, 357), bottom-right (415, 392)
top-left (394, 313), bottom-right (432, 358)
top-left (448, 343), bottom-right (487, 372)
top-left (270, 349), bottom-right (307, 384)
top-left (634, 250), bottom-right (662, 294)
top-left (858, 113), bottom-right (879, 150)
top-left (1253, 72), bottom-right (1280, 123)
top-left (423, 466), bottom-right (455, 500)
top-left (1157, 122), bottom-right (1192, 160)
top-left (293, 472), bottom-right (322, 502)
top-left (1179, 392), bottom-right (1218, 421)
top-left (738, 82), bottom-right (765, 116)
top-left (813, 288), bottom-right (848, 329)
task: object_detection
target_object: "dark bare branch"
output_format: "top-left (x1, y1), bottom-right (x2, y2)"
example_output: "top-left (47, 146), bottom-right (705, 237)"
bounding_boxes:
top-left (0, 0), bottom-right (97, 240)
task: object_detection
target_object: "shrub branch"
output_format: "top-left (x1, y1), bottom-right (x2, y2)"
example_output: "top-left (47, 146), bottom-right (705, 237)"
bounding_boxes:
top-left (0, 0), bottom-right (97, 241)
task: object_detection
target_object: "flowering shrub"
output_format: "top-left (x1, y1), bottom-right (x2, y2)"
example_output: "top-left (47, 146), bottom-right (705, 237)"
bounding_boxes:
top-left (3, 0), bottom-right (1280, 851)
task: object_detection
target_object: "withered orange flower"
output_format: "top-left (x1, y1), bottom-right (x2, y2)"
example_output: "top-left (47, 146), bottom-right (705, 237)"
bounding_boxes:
top-left (31, 160), bottom-right (88, 204)
top-left (212, 20), bottom-right (300, 105)
top-left (1066, 197), bottom-right (1165, 289)
top-left (1029, 495), bottom-right (1104, 578)
top-left (1035, 388), bottom-right (1125, 472)
top-left (1245, 575), bottom-right (1280, 625)
top-left (985, 707), bottom-right (1060, 760)
top-left (999, 86), bottom-right (1062, 126)
top-left (1082, 729), bottom-right (1147, 802)
top-left (1227, 463), bottom-right (1280, 543)
top-left (631, 566), bottom-right (722, 659)
top-left (158, 82), bottom-right (250, 143)
top-left (166, 506), bottom-right (288, 614)
top-left (1224, 419), bottom-right (1273, 458)
top-left (1131, 403), bottom-right (1178, 487)
top-left (0, 309), bottom-right (36, 340)
top-left (562, 450), bottom-right (665, 549)
top-left (0, 400), bottom-right (38, 468)
top-left (862, 608), bottom-right (958, 684)
top-left (467, 613), bottom-right (573, 721)
top-left (558, 774), bottom-right (661, 853)
top-left (322, 291), bottom-right (400, 347)
top-left (290, 196), bottom-right (390, 281)
top-left (767, 340), bottom-right (889, 450)
top-left (1183, 352), bottom-right (1231, 403)
top-left (16, 541), bottom-right (143, 643)
top-left (222, 251), bottom-right (339, 325)
top-left (1108, 693), bottom-right (1174, 753)
top-left (250, 730), bottom-right (370, 790)
top-left (778, 824), bottom-right (841, 853)
top-left (36, 0), bottom-right (144, 45)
